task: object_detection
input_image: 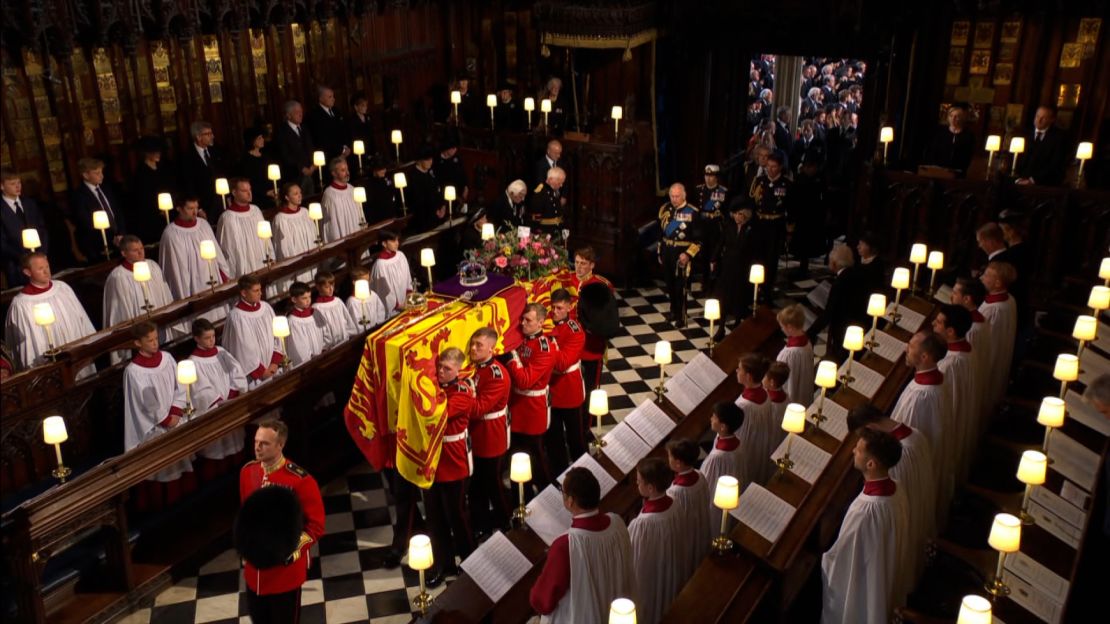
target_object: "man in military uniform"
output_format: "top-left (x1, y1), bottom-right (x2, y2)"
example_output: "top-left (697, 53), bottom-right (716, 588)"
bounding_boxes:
top-left (527, 166), bottom-right (566, 234)
top-left (570, 246), bottom-right (615, 397)
top-left (749, 151), bottom-right (791, 299)
top-left (239, 420), bottom-right (325, 624)
top-left (466, 327), bottom-right (512, 536)
top-left (506, 303), bottom-right (559, 490)
top-left (658, 183), bottom-right (702, 327)
top-left (694, 164), bottom-right (728, 294)
top-left (547, 288), bottom-right (586, 474)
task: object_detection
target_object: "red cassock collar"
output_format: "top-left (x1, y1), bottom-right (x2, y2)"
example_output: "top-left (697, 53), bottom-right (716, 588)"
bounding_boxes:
top-left (569, 512), bottom-right (610, 531)
top-left (121, 260), bottom-right (135, 271)
top-left (947, 340), bottom-right (971, 352)
top-left (715, 435), bottom-right (740, 451)
top-left (316, 295), bottom-right (336, 304)
top-left (970, 310), bottom-right (986, 323)
top-left (914, 369), bottom-right (944, 385)
top-left (984, 292), bottom-right (1010, 304)
top-left (786, 335), bottom-right (809, 347)
top-left (290, 307), bottom-right (314, 318)
top-left (174, 218), bottom-right (197, 228)
top-left (379, 250), bottom-right (397, 260)
top-left (863, 478), bottom-right (896, 496)
top-left (21, 281), bottom-right (53, 295)
top-left (672, 470), bottom-right (700, 487)
top-left (131, 351), bottom-right (164, 368)
top-left (279, 206), bottom-right (301, 215)
top-left (641, 496), bottom-right (674, 514)
top-left (227, 203), bottom-right (251, 213)
top-left (891, 423), bottom-right (913, 440)
top-left (192, 346), bottom-right (219, 358)
top-left (330, 182), bottom-right (348, 190)
top-left (236, 299), bottom-right (262, 312)
top-left (741, 386), bottom-right (768, 404)
top-left (767, 388), bottom-right (787, 402)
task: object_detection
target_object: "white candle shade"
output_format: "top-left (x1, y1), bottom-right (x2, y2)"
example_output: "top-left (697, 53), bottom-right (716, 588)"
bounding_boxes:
top-left (43, 416), bottom-right (68, 445)
top-left (927, 250), bottom-right (944, 270)
top-left (199, 239), bottom-right (217, 260)
top-left (1009, 137), bottom-right (1025, 154)
top-left (541, 99), bottom-right (552, 113)
top-left (486, 94), bottom-right (497, 108)
top-left (782, 403), bottom-right (807, 433)
top-left (867, 294), bottom-right (887, 317)
top-left (909, 243), bottom-right (927, 264)
top-left (256, 221), bottom-right (272, 240)
top-left (611, 106), bottom-right (623, 121)
top-left (267, 164), bottom-right (281, 181)
top-left (420, 248), bottom-right (435, 267)
top-left (704, 298), bottom-right (721, 321)
top-left (272, 316), bottom-right (291, 338)
top-left (749, 264), bottom-right (765, 284)
top-left (308, 203), bottom-right (323, 221)
top-left (158, 192), bottom-right (174, 212)
top-left (353, 187), bottom-right (367, 204)
top-left (391, 130), bottom-right (403, 145)
top-left (510, 452), bottom-right (532, 483)
top-left (988, 513), bottom-right (1021, 553)
top-left (588, 389), bottom-right (609, 416)
top-left (956, 595), bottom-right (992, 624)
top-left (713, 476), bottom-right (740, 510)
top-left (1053, 353), bottom-right (1079, 382)
top-left (444, 186), bottom-right (457, 202)
top-left (517, 225), bottom-right (531, 239)
top-left (879, 126), bottom-right (894, 143)
top-left (891, 267), bottom-right (911, 290)
top-left (985, 135), bottom-right (1002, 152)
top-left (312, 151), bottom-right (326, 167)
top-left (815, 360), bottom-right (838, 388)
top-left (132, 261), bottom-right (152, 282)
top-left (609, 598), bottom-right (636, 624)
top-left (32, 302), bottom-right (55, 326)
top-left (353, 140), bottom-right (365, 155)
top-left (176, 359), bottom-right (198, 385)
top-left (22, 228), bottom-right (41, 250)
top-left (1089, 286), bottom-right (1110, 310)
top-left (481, 223), bottom-right (495, 240)
top-left (1073, 315), bottom-right (1097, 341)
top-left (354, 279), bottom-right (371, 301)
top-left (1076, 141), bottom-right (1093, 160)
top-left (1036, 396), bottom-right (1065, 428)
top-left (524, 97), bottom-right (535, 112)
top-left (450, 90), bottom-right (462, 104)
top-left (842, 326), bottom-right (865, 351)
top-left (408, 534), bottom-right (434, 570)
top-left (1101, 258), bottom-right (1110, 280)
top-left (654, 340), bottom-right (672, 365)
top-left (92, 210), bottom-right (110, 230)
top-left (215, 178), bottom-right (230, 196)
top-left (1016, 450), bottom-right (1047, 486)
top-left (393, 172), bottom-right (407, 189)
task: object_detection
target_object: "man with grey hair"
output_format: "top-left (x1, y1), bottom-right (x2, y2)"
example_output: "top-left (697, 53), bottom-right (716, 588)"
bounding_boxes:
top-left (532, 139), bottom-right (563, 188)
top-left (305, 85), bottom-right (350, 164)
top-left (808, 242), bottom-right (867, 361)
top-left (774, 105), bottom-right (794, 154)
top-left (274, 99), bottom-right (317, 193)
top-left (179, 120), bottom-right (224, 223)
top-left (492, 179), bottom-right (527, 228)
top-left (527, 166), bottom-right (566, 233)
top-left (321, 156), bottom-right (361, 242)
top-left (658, 183), bottom-right (703, 327)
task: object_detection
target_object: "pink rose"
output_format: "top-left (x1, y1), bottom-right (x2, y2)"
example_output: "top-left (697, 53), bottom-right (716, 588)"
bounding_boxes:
top-left (539, 258), bottom-right (551, 266)
top-left (518, 241), bottom-right (527, 249)
top-left (495, 257), bottom-right (508, 268)
top-left (531, 241), bottom-right (543, 251)
top-left (538, 247), bottom-right (546, 256)
top-left (551, 252), bottom-right (558, 260)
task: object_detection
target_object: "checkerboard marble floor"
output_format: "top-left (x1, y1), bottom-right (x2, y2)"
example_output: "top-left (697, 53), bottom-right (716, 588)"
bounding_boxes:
top-left (118, 261), bottom-right (832, 624)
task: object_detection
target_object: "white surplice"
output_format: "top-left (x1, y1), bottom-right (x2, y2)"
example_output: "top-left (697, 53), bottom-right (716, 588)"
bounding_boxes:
top-left (370, 251), bottom-right (413, 316)
top-left (888, 423), bottom-right (937, 601)
top-left (5, 281), bottom-right (97, 379)
top-left (543, 512), bottom-right (635, 624)
top-left (890, 371), bottom-right (950, 517)
top-left (938, 344), bottom-right (978, 483)
top-left (964, 313), bottom-right (993, 434)
top-left (820, 484), bottom-right (908, 624)
top-left (159, 218), bottom-right (230, 323)
top-left (322, 183), bottom-right (362, 242)
top-left (736, 390), bottom-right (779, 486)
top-left (123, 352), bottom-right (193, 482)
top-left (777, 339), bottom-right (815, 404)
top-left (979, 293), bottom-right (1017, 413)
top-left (222, 300), bottom-right (282, 388)
top-left (628, 497), bottom-right (685, 624)
top-left (175, 346), bottom-right (248, 460)
top-left (346, 293), bottom-right (387, 330)
top-left (313, 296), bottom-right (358, 347)
top-left (216, 204), bottom-right (267, 278)
top-left (700, 435), bottom-right (743, 541)
top-left (273, 207), bottom-right (317, 292)
top-left (287, 308), bottom-right (329, 367)
top-left (103, 261), bottom-right (183, 364)
top-left (666, 469), bottom-right (712, 578)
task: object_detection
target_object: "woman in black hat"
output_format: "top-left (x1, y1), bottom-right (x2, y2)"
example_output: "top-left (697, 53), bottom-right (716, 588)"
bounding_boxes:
top-left (127, 136), bottom-right (176, 242)
top-left (236, 126), bottom-right (276, 209)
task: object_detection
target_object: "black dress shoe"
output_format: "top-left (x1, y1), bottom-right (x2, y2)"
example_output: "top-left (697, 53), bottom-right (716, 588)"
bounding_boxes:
top-left (425, 569), bottom-right (447, 588)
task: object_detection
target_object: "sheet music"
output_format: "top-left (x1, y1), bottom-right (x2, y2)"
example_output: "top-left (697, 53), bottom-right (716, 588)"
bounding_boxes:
top-left (684, 352), bottom-right (728, 396)
top-left (623, 400), bottom-right (677, 448)
top-left (525, 485), bottom-right (573, 545)
top-left (770, 434), bottom-right (832, 484)
top-left (1029, 484), bottom-right (1086, 531)
top-left (1065, 389), bottom-right (1110, 436)
top-left (1003, 567), bottom-right (1063, 624)
top-left (1005, 551), bottom-right (1069, 605)
top-left (885, 302), bottom-right (926, 333)
top-left (557, 453), bottom-right (617, 498)
top-left (1028, 501), bottom-right (1081, 549)
top-left (806, 399), bottom-right (850, 440)
top-left (664, 373), bottom-right (704, 416)
top-left (602, 422), bottom-right (653, 474)
top-left (807, 281), bottom-right (832, 310)
top-left (933, 284), bottom-right (953, 304)
top-left (839, 360), bottom-right (885, 399)
top-left (729, 483), bottom-right (796, 543)
top-left (803, 306), bottom-right (818, 331)
top-left (872, 329), bottom-right (908, 363)
top-left (1079, 349), bottom-right (1110, 386)
top-left (459, 531), bottom-right (533, 603)
top-left (793, 279), bottom-right (819, 289)
top-left (1047, 431), bottom-right (1099, 491)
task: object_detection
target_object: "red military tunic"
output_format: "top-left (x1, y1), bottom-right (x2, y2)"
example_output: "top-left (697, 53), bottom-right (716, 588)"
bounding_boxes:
top-left (239, 458), bottom-right (326, 595)
top-left (436, 378), bottom-right (477, 482)
top-left (549, 318), bottom-right (585, 409)
top-left (468, 357), bottom-right (511, 458)
top-left (571, 273), bottom-right (613, 362)
top-left (507, 331), bottom-right (558, 436)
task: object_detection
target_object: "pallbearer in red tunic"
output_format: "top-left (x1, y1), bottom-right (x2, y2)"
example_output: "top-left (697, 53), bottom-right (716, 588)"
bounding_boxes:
top-left (665, 438), bottom-right (711, 577)
top-left (775, 305), bottom-right (815, 404)
top-left (239, 420), bottom-right (325, 624)
top-left (629, 458), bottom-right (684, 624)
top-left (529, 468), bottom-right (634, 624)
top-left (223, 275), bottom-right (285, 388)
top-left (466, 327), bottom-right (512, 535)
top-left (425, 348), bottom-right (477, 586)
top-left (507, 303), bottom-right (559, 489)
top-left (547, 288), bottom-right (587, 474)
top-left (570, 246), bottom-right (615, 396)
top-left (124, 321), bottom-right (195, 510)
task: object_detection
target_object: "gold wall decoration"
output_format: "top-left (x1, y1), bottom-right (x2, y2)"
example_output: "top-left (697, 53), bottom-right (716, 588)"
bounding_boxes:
top-left (1057, 83), bottom-right (1081, 108)
top-left (1059, 43), bottom-right (1082, 68)
top-left (973, 22), bottom-right (995, 48)
top-left (998, 43), bottom-right (1017, 63)
top-left (1077, 17), bottom-right (1101, 44)
top-left (946, 66), bottom-right (962, 85)
top-left (951, 20), bottom-right (969, 45)
top-left (948, 47), bottom-right (965, 67)
top-left (1000, 20), bottom-right (1021, 43)
top-left (203, 35), bottom-right (224, 103)
top-left (969, 49), bottom-right (991, 74)
top-left (251, 29), bottom-right (269, 104)
top-left (1004, 103), bottom-right (1024, 131)
top-left (292, 24), bottom-right (307, 64)
top-left (993, 63), bottom-right (1013, 85)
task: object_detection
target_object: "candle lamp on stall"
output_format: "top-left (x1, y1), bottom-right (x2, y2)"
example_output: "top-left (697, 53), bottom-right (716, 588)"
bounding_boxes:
top-left (22, 228), bottom-right (41, 252)
top-left (353, 280), bottom-right (372, 328)
top-left (957, 594), bottom-right (992, 624)
top-left (158, 192), bottom-right (174, 224)
top-left (541, 98), bottom-right (552, 127)
top-left (1016, 450), bottom-right (1047, 525)
top-left (408, 534), bottom-right (435, 614)
top-left (749, 264), bottom-right (765, 316)
top-left (1075, 141), bottom-right (1093, 186)
top-left (1009, 137), bottom-right (1025, 174)
top-left (444, 186), bottom-right (457, 220)
top-left (711, 476), bottom-right (739, 553)
top-left (420, 248), bottom-right (435, 294)
top-left (588, 389), bottom-right (609, 454)
top-left (776, 403), bottom-right (807, 477)
top-left (177, 360), bottom-right (197, 418)
top-left (879, 126), bottom-right (894, 162)
top-left (985, 512), bottom-right (1021, 598)
top-left (704, 298), bottom-right (721, 352)
top-left (391, 130), bottom-right (403, 161)
top-left (1073, 315), bottom-right (1096, 361)
top-left (257, 221), bottom-right (274, 265)
top-left (609, 598), bottom-right (637, 624)
top-left (132, 260), bottom-right (155, 313)
top-left (524, 98), bottom-right (535, 128)
top-left (1053, 353), bottom-right (1078, 399)
top-left (481, 223), bottom-right (495, 241)
top-left (352, 140), bottom-right (365, 175)
top-left (812, 360), bottom-right (838, 429)
top-left (215, 177), bottom-right (230, 210)
top-left (394, 172), bottom-right (408, 215)
top-left (272, 316), bottom-right (291, 372)
top-left (33, 302), bottom-right (58, 358)
top-left (909, 244), bottom-right (927, 295)
top-left (42, 416), bottom-right (72, 482)
top-left (353, 186), bottom-right (368, 227)
top-left (92, 210), bottom-right (112, 259)
top-left (308, 203), bottom-right (324, 246)
top-left (487, 94), bottom-right (497, 129)
top-left (450, 91), bottom-right (462, 124)
top-left (267, 164), bottom-right (281, 199)
top-left (926, 251), bottom-right (944, 295)
top-left (199, 239), bottom-right (219, 289)
top-left (984, 135), bottom-right (1001, 179)
top-left (653, 340), bottom-right (671, 402)
top-left (1036, 396), bottom-right (1065, 463)
top-left (1088, 285), bottom-right (1109, 316)
top-left (611, 106), bottom-right (623, 141)
top-left (865, 294), bottom-right (886, 351)
top-left (889, 267), bottom-right (910, 326)
top-left (839, 326), bottom-right (865, 384)
top-left (312, 151), bottom-right (326, 188)
top-left (510, 452), bottom-right (532, 523)
top-left (1099, 258), bottom-right (1109, 287)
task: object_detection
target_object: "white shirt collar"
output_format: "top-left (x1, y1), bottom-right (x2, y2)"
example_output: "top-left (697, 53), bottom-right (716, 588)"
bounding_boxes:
top-left (195, 144), bottom-right (209, 160)
top-left (84, 181), bottom-right (100, 195)
top-left (988, 248), bottom-right (1004, 260)
top-left (287, 120), bottom-right (301, 133)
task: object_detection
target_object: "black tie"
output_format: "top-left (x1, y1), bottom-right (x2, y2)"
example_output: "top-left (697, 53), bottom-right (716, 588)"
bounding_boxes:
top-left (203, 149), bottom-right (211, 166)
top-left (1036, 131), bottom-right (1044, 142)
top-left (295, 126), bottom-right (301, 137)
top-left (13, 200), bottom-right (26, 226)
top-left (96, 186), bottom-right (115, 223)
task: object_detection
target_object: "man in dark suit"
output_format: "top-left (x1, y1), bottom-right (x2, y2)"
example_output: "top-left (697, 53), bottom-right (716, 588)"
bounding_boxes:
top-left (347, 91), bottom-right (375, 175)
top-left (1015, 105), bottom-right (1069, 186)
top-left (773, 106), bottom-right (794, 158)
top-left (1, 169), bottom-right (49, 285)
top-left (177, 120), bottom-right (226, 225)
top-left (808, 243), bottom-right (868, 363)
top-left (305, 86), bottom-right (350, 165)
top-left (922, 103), bottom-right (976, 177)
top-left (532, 139), bottom-right (563, 189)
top-left (712, 202), bottom-right (755, 338)
top-left (494, 83), bottom-right (526, 132)
top-left (273, 100), bottom-right (318, 194)
top-left (800, 88), bottom-right (824, 120)
top-left (490, 180), bottom-right (527, 229)
top-left (434, 137), bottom-right (469, 207)
top-left (408, 144), bottom-right (444, 232)
top-left (790, 120), bottom-right (826, 173)
top-left (70, 157), bottom-right (127, 263)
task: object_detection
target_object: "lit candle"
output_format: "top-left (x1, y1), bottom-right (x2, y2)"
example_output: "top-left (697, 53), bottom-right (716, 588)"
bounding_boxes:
top-left (1036, 396), bottom-right (1065, 428)
top-left (1100, 258), bottom-right (1110, 286)
top-left (704, 298), bottom-right (721, 350)
top-left (1089, 285), bottom-right (1109, 313)
top-left (840, 325), bottom-right (865, 383)
top-left (812, 360), bottom-right (838, 428)
top-left (43, 415), bottom-right (68, 444)
top-left (32, 302), bottom-right (56, 327)
top-left (524, 97), bottom-right (535, 127)
top-left (1073, 314), bottom-right (1097, 359)
top-left (354, 279), bottom-right (370, 301)
top-left (909, 243), bottom-right (927, 294)
top-left (444, 185), bottom-right (457, 219)
top-left (481, 223), bottom-right (495, 240)
top-left (541, 98), bottom-right (552, 126)
top-left (588, 389), bottom-right (609, 452)
top-left (1053, 353), bottom-right (1079, 398)
top-left (132, 260), bottom-right (152, 282)
top-left (450, 90), bottom-right (462, 104)
top-left (654, 340), bottom-right (672, 365)
top-left (353, 140), bottom-right (365, 156)
top-left (777, 402), bottom-right (807, 474)
top-left (956, 595), bottom-right (992, 624)
top-left (176, 358), bottom-right (197, 385)
top-left (158, 192), bottom-right (174, 223)
top-left (1076, 141), bottom-right (1093, 184)
top-left (926, 250), bottom-right (944, 294)
top-left (312, 151), bottom-right (326, 168)
top-left (257, 220), bottom-right (272, 240)
top-left (609, 598), bottom-right (637, 624)
top-left (420, 248), bottom-right (435, 294)
top-left (1009, 136), bottom-right (1025, 172)
top-left (21, 228), bottom-right (41, 251)
top-left (984, 135), bottom-right (1002, 179)
top-left (272, 315), bottom-right (290, 338)
top-left (879, 126), bottom-right (893, 161)
top-left (408, 533), bottom-right (435, 613)
top-left (353, 186), bottom-right (368, 226)
top-left (510, 452), bottom-right (532, 521)
top-left (199, 239), bottom-right (217, 260)
top-left (749, 263), bottom-right (765, 316)
top-left (307, 203), bottom-right (323, 221)
top-left (267, 164), bottom-right (281, 181)
top-left (611, 105), bottom-right (623, 141)
top-left (890, 267), bottom-right (910, 326)
top-left (712, 475), bottom-right (740, 552)
top-left (391, 130), bottom-right (403, 145)
top-left (865, 293), bottom-right (886, 350)
top-left (92, 210), bottom-right (110, 230)
top-left (215, 177), bottom-right (229, 197)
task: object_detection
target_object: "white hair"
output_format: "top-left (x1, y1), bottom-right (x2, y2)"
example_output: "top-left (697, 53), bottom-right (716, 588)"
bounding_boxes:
top-left (829, 243), bottom-right (855, 268)
top-left (546, 167), bottom-right (566, 182)
top-left (507, 180), bottom-right (527, 195)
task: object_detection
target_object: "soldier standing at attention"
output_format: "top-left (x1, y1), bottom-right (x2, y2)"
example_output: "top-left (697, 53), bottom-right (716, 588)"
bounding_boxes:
top-left (749, 151), bottom-right (792, 300)
top-left (694, 163), bottom-right (728, 295)
top-left (527, 167), bottom-right (566, 234)
top-left (658, 183), bottom-right (702, 328)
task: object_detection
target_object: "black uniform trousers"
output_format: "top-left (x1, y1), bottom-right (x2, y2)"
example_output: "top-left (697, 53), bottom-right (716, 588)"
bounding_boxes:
top-left (246, 588), bottom-right (301, 624)
top-left (697, 221), bottom-right (722, 293)
top-left (425, 478), bottom-right (474, 574)
top-left (545, 405), bottom-right (588, 475)
top-left (751, 217), bottom-right (786, 298)
top-left (386, 467), bottom-right (424, 558)
top-left (662, 244), bottom-right (692, 323)
top-left (580, 360), bottom-right (602, 447)
top-left (469, 454), bottom-right (511, 533)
